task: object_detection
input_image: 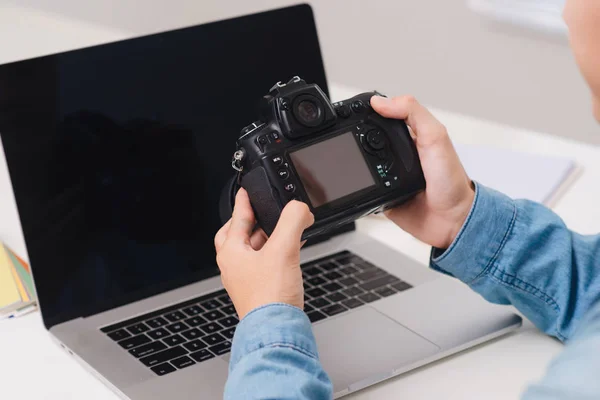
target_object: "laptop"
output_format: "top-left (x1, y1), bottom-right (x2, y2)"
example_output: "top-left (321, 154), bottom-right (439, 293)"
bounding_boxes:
top-left (0, 4), bottom-right (521, 399)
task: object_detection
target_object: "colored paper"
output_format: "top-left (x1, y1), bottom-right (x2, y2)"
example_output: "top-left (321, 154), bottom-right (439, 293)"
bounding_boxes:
top-left (5, 245), bottom-right (35, 299)
top-left (11, 250), bottom-right (30, 273)
top-left (0, 245), bottom-right (21, 308)
top-left (8, 259), bottom-right (29, 302)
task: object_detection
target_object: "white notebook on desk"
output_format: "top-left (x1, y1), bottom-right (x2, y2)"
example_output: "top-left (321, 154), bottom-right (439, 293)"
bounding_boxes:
top-left (454, 143), bottom-right (580, 206)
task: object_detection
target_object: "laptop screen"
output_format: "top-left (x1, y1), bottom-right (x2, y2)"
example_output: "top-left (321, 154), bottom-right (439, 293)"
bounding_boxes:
top-left (0, 4), bottom-right (342, 329)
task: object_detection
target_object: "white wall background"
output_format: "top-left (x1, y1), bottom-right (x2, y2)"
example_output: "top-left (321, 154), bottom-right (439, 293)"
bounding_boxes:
top-left (1, 0), bottom-right (598, 144)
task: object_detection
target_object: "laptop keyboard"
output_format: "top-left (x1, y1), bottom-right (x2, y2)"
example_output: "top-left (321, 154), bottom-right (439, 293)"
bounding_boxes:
top-left (101, 250), bottom-right (412, 376)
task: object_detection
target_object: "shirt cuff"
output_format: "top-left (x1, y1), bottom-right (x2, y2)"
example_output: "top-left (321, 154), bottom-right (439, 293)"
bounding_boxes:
top-left (229, 303), bottom-right (319, 371)
top-left (430, 182), bottom-right (517, 284)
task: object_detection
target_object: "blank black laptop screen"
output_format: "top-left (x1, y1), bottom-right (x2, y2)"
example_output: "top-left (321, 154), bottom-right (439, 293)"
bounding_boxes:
top-left (0, 4), bottom-right (335, 329)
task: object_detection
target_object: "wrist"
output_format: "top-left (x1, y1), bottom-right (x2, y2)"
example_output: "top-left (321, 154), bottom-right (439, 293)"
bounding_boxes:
top-left (441, 180), bottom-right (476, 249)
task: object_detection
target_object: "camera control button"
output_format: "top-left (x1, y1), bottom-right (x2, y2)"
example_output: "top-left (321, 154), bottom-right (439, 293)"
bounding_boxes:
top-left (277, 168), bottom-right (290, 179)
top-left (272, 155), bottom-right (283, 165)
top-left (366, 130), bottom-right (386, 150)
top-left (351, 100), bottom-right (366, 113)
top-left (271, 132), bottom-right (281, 141)
top-left (284, 183), bottom-right (296, 193)
top-left (335, 104), bottom-right (352, 118)
top-left (257, 135), bottom-right (269, 146)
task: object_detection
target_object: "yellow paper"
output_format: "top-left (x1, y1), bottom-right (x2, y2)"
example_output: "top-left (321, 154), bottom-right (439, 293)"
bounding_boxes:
top-left (0, 245), bottom-right (21, 308)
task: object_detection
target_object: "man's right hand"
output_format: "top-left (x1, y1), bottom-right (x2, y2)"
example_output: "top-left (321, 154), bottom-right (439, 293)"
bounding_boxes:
top-left (370, 95), bottom-right (475, 250)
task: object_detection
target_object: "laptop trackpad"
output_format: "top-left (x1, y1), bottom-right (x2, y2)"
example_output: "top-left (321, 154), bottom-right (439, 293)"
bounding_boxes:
top-left (313, 307), bottom-right (440, 393)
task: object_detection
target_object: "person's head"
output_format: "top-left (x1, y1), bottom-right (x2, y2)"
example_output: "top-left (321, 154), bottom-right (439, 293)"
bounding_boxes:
top-left (564, 0), bottom-right (600, 121)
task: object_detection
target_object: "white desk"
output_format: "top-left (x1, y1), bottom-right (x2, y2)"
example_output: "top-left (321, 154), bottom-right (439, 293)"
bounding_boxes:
top-left (1, 6), bottom-right (600, 399)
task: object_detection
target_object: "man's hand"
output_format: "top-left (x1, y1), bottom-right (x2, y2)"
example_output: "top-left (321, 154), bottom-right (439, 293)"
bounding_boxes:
top-left (371, 95), bottom-right (475, 249)
top-left (214, 189), bottom-right (314, 319)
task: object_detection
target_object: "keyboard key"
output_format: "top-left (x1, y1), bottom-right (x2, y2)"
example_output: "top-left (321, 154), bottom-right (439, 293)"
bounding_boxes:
top-left (166, 322), bottom-right (188, 334)
top-left (375, 286), bottom-right (398, 298)
top-left (320, 262), bottom-right (339, 272)
top-left (218, 316), bottom-right (239, 328)
top-left (147, 328), bottom-right (169, 340)
top-left (217, 294), bottom-right (233, 305)
top-left (203, 310), bottom-right (226, 321)
top-left (201, 299), bottom-right (223, 311)
top-left (182, 305), bottom-right (203, 316)
top-left (146, 317), bottom-right (169, 329)
top-left (359, 275), bottom-right (400, 292)
top-left (203, 333), bottom-right (226, 346)
top-left (326, 292), bottom-right (348, 303)
top-left (303, 281), bottom-right (313, 291)
top-left (335, 255), bottom-right (361, 265)
top-left (199, 322), bottom-right (223, 335)
top-left (306, 287), bottom-right (326, 298)
top-left (140, 346), bottom-right (187, 367)
top-left (322, 303), bottom-right (348, 316)
top-left (171, 355), bottom-right (195, 369)
top-left (324, 271), bottom-right (343, 281)
top-left (323, 282), bottom-right (343, 292)
top-left (358, 292), bottom-right (381, 304)
top-left (308, 297), bottom-right (331, 309)
top-left (307, 276), bottom-right (327, 286)
top-left (129, 341), bottom-right (167, 358)
top-left (354, 260), bottom-right (381, 271)
top-left (210, 341), bottom-right (232, 356)
top-left (126, 323), bottom-right (149, 335)
top-left (184, 316), bottom-right (208, 327)
top-left (221, 305), bottom-right (236, 316)
top-left (339, 277), bottom-right (359, 287)
top-left (302, 265), bottom-right (323, 277)
top-left (342, 286), bottom-right (365, 297)
top-left (184, 339), bottom-right (207, 352)
top-left (222, 327), bottom-right (236, 340)
top-left (151, 363), bottom-right (177, 376)
top-left (307, 310), bottom-right (327, 323)
top-left (107, 329), bottom-right (131, 341)
top-left (119, 334), bottom-right (151, 350)
top-left (355, 268), bottom-right (388, 283)
top-left (163, 334), bottom-right (187, 346)
top-left (164, 311), bottom-right (186, 322)
top-left (304, 304), bottom-right (315, 313)
top-left (391, 281), bottom-right (413, 292)
top-left (181, 329), bottom-right (202, 341)
top-left (340, 265), bottom-right (359, 275)
top-left (342, 297), bottom-right (364, 309)
top-left (190, 349), bottom-right (215, 363)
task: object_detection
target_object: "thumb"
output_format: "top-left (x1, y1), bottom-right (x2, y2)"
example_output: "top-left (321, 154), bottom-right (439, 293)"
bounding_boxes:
top-left (266, 201), bottom-right (315, 255)
top-left (371, 95), bottom-right (447, 147)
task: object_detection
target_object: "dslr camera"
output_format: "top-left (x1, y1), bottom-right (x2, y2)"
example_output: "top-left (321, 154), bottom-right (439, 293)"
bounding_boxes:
top-left (221, 77), bottom-right (425, 240)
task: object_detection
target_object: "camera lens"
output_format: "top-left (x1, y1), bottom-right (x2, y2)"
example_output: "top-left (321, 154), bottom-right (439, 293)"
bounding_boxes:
top-left (295, 98), bottom-right (323, 127)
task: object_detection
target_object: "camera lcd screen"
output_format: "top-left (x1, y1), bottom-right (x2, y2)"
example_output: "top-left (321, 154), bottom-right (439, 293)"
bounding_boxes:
top-left (289, 132), bottom-right (376, 208)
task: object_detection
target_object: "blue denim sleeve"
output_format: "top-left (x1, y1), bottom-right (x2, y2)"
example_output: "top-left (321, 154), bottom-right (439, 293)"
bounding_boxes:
top-left (431, 183), bottom-right (600, 399)
top-left (431, 183), bottom-right (600, 342)
top-left (225, 303), bottom-right (332, 400)
top-left (521, 301), bottom-right (600, 400)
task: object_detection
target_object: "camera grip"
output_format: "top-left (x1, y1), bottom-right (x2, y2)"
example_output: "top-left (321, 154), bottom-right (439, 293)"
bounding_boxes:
top-left (241, 166), bottom-right (284, 236)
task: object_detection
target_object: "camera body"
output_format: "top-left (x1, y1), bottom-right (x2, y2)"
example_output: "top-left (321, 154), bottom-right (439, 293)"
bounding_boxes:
top-left (225, 77), bottom-right (425, 240)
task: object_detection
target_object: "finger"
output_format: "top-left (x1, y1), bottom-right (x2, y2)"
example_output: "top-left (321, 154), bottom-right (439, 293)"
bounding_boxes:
top-left (214, 219), bottom-right (232, 252)
top-left (370, 95), bottom-right (446, 146)
top-left (249, 228), bottom-right (268, 250)
top-left (228, 188), bottom-right (256, 243)
top-left (266, 201), bottom-right (315, 254)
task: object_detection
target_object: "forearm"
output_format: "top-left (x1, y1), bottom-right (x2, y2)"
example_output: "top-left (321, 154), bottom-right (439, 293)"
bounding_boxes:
top-left (226, 304), bottom-right (332, 400)
top-left (431, 183), bottom-right (600, 341)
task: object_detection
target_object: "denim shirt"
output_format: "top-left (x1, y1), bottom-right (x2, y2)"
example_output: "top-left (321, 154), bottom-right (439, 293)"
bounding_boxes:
top-left (225, 184), bottom-right (600, 399)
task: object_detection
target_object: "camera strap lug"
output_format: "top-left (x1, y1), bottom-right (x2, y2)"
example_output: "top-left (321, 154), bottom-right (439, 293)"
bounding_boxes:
top-left (231, 148), bottom-right (246, 173)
